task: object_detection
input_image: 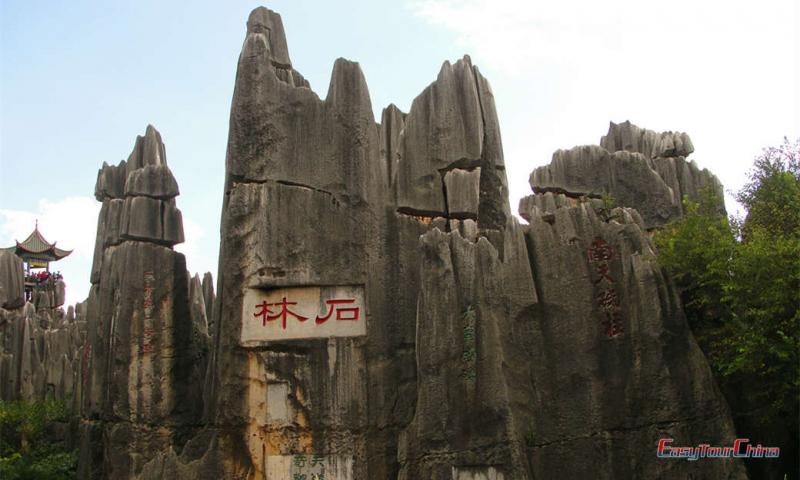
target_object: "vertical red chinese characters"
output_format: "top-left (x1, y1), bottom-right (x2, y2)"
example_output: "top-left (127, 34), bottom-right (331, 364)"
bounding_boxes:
top-left (587, 237), bottom-right (624, 338)
top-left (141, 271), bottom-right (155, 353)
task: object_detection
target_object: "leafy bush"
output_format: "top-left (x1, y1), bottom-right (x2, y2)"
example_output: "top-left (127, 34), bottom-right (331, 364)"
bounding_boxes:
top-left (0, 399), bottom-right (77, 480)
top-left (655, 138), bottom-right (799, 417)
top-left (655, 137), bottom-right (799, 476)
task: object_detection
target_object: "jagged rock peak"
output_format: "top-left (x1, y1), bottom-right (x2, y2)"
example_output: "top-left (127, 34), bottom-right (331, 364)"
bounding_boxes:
top-left (246, 6), bottom-right (292, 68)
top-left (94, 160), bottom-right (128, 201)
top-left (394, 54), bottom-right (510, 230)
top-left (326, 57), bottom-right (372, 111)
top-left (126, 124), bottom-right (168, 175)
top-left (94, 125), bottom-right (171, 201)
top-left (239, 7), bottom-right (309, 89)
top-left (600, 120), bottom-right (694, 159)
top-left (90, 126), bottom-right (185, 283)
top-left (529, 122), bottom-right (723, 229)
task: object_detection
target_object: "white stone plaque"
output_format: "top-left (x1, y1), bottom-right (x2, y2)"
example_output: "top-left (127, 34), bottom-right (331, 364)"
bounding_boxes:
top-left (241, 285), bottom-right (366, 345)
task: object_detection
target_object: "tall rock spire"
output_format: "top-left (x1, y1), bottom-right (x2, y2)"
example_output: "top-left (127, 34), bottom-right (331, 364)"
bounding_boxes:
top-left (78, 126), bottom-right (209, 478)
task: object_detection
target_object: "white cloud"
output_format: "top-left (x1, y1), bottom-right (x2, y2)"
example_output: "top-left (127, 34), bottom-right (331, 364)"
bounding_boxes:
top-left (1, 199), bottom-right (217, 307)
top-left (1, 197), bottom-right (100, 307)
top-left (408, 0), bottom-right (799, 218)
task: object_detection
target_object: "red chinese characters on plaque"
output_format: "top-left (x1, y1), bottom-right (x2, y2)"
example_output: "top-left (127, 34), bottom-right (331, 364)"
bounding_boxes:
top-left (241, 285), bottom-right (366, 345)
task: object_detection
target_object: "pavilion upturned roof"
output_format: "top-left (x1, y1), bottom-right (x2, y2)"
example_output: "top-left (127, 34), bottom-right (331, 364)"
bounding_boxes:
top-left (4, 224), bottom-right (72, 261)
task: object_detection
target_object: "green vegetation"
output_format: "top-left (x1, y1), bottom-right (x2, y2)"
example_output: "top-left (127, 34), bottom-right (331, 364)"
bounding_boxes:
top-left (655, 136), bottom-right (799, 436)
top-left (599, 191), bottom-right (617, 220)
top-left (0, 399), bottom-right (77, 480)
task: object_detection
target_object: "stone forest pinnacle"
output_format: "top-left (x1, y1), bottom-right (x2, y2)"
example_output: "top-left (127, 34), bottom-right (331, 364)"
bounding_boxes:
top-left (0, 5), bottom-right (757, 480)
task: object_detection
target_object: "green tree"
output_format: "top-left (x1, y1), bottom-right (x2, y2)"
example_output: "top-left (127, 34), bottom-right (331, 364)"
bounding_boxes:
top-left (0, 399), bottom-right (77, 480)
top-left (737, 137), bottom-right (800, 238)
top-left (654, 188), bottom-right (736, 342)
top-left (655, 137), bottom-right (800, 478)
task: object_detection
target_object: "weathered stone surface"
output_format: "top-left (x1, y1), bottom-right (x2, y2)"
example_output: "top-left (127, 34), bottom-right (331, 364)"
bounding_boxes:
top-left (54, 280), bottom-right (66, 307)
top-left (0, 251), bottom-right (25, 309)
top-left (125, 125), bottom-right (167, 178)
top-left (75, 127), bottom-right (206, 478)
top-left (124, 164), bottom-right (180, 199)
top-left (162, 199), bottom-right (185, 245)
top-left (247, 6), bottom-right (292, 67)
top-left (529, 122), bottom-right (725, 228)
top-left (0, 303), bottom-right (87, 403)
top-left (396, 57), bottom-right (483, 215)
top-left (398, 223), bottom-right (537, 479)
top-left (92, 127), bottom-right (185, 285)
top-left (518, 197), bottom-right (746, 478)
top-left (120, 196), bottom-right (184, 246)
top-left (448, 218), bottom-right (479, 242)
top-left (444, 168), bottom-right (481, 218)
top-left (380, 104), bottom-right (405, 191)
top-left (201, 272), bottom-right (215, 334)
top-left (600, 120), bottom-right (694, 159)
top-left (530, 146), bottom-right (681, 228)
top-left (3, 7), bottom-right (754, 480)
top-left (226, 7), bottom-right (379, 201)
top-left (90, 198), bottom-right (124, 284)
top-left (189, 274), bottom-right (209, 336)
top-left (95, 160), bottom-right (128, 201)
top-left (120, 196), bottom-right (164, 242)
top-left (182, 8), bottom-right (746, 480)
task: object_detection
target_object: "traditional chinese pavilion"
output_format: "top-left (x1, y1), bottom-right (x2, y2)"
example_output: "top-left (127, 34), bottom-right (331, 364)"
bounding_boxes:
top-left (3, 222), bottom-right (72, 303)
top-left (4, 221), bottom-right (72, 272)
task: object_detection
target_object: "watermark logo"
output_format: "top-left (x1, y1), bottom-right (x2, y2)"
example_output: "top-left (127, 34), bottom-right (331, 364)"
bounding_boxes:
top-left (657, 438), bottom-right (779, 461)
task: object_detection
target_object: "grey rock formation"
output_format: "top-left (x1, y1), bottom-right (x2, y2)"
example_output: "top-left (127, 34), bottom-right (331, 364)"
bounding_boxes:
top-left (0, 251), bottom-right (24, 309)
top-left (394, 56), bottom-right (509, 230)
top-left (124, 164), bottom-right (180, 199)
top-left (518, 195), bottom-right (745, 478)
top-left (153, 6), bottom-right (741, 480)
top-left (444, 168), bottom-right (481, 218)
top-left (76, 126), bottom-right (210, 479)
top-left (1, 7), bottom-right (751, 480)
top-left (600, 120), bottom-right (695, 159)
top-left (398, 221), bottom-right (536, 479)
top-left (530, 121), bottom-right (724, 228)
top-left (0, 303), bottom-right (86, 404)
top-left (93, 125), bottom-right (185, 280)
top-left (201, 272), bottom-right (215, 333)
top-left (54, 279), bottom-right (66, 307)
top-left (380, 104), bottom-right (405, 191)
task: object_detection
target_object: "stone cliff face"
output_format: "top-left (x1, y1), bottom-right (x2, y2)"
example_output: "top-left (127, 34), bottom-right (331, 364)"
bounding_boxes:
top-left (519, 195), bottom-right (742, 478)
top-left (0, 302), bottom-right (86, 404)
top-left (173, 6), bottom-right (742, 480)
top-left (0, 6), bottom-right (749, 480)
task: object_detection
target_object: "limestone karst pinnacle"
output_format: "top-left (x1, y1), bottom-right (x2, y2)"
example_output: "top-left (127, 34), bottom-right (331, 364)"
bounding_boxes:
top-left (0, 6), bottom-right (750, 480)
top-left (529, 120), bottom-right (724, 228)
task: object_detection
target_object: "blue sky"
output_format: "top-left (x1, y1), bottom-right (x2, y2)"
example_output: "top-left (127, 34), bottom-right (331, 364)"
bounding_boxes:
top-left (2, 0), bottom-right (798, 306)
